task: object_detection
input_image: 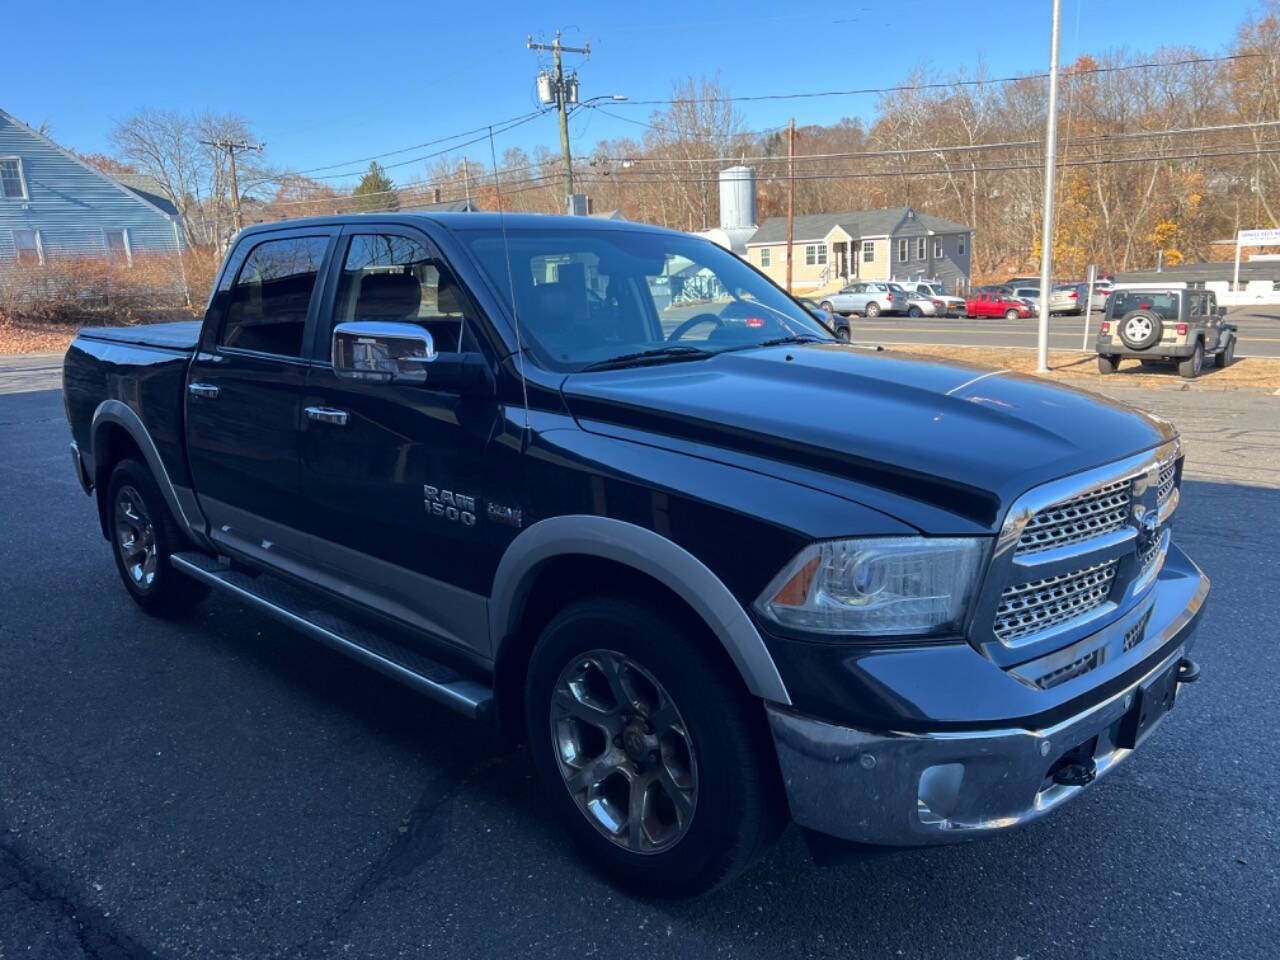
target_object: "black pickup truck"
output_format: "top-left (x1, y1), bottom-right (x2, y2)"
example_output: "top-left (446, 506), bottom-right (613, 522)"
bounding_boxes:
top-left (63, 213), bottom-right (1208, 896)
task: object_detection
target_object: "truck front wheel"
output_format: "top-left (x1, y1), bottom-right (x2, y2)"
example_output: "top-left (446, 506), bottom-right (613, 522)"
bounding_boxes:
top-left (106, 459), bottom-right (209, 617)
top-left (524, 597), bottom-right (781, 897)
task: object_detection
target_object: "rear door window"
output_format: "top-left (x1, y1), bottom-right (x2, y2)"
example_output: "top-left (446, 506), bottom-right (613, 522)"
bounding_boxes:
top-left (221, 236), bottom-right (329, 357)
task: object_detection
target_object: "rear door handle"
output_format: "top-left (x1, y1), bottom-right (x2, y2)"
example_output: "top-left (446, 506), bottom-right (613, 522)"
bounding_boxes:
top-left (305, 406), bottom-right (349, 426)
top-left (188, 383), bottom-right (220, 399)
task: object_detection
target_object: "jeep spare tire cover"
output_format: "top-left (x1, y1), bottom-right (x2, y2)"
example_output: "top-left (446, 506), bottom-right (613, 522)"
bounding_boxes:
top-left (1117, 310), bottom-right (1163, 350)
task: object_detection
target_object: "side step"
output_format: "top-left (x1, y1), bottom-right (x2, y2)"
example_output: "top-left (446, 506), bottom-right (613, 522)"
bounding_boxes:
top-left (171, 552), bottom-right (494, 721)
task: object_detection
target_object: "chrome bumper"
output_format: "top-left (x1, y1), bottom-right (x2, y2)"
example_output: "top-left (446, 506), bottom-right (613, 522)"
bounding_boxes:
top-left (69, 441), bottom-right (93, 494)
top-left (769, 559), bottom-right (1209, 846)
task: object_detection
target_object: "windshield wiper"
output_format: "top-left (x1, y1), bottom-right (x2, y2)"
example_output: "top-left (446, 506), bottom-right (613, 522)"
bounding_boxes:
top-left (753, 334), bottom-right (830, 348)
top-left (578, 345), bottom-right (716, 372)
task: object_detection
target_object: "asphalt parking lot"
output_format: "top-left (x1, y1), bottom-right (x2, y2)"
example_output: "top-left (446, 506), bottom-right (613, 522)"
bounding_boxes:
top-left (846, 306), bottom-right (1280, 357)
top-left (1, 358), bottom-right (1278, 959)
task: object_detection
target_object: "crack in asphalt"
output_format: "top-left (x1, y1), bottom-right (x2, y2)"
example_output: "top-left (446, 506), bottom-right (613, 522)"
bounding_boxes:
top-left (0, 831), bottom-right (157, 960)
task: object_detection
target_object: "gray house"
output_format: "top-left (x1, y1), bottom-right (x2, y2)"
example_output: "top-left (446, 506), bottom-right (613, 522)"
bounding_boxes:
top-left (0, 108), bottom-right (182, 266)
top-left (744, 206), bottom-right (973, 293)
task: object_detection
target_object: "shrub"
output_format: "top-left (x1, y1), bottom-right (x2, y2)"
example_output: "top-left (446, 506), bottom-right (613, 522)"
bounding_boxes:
top-left (0, 252), bottom-right (197, 326)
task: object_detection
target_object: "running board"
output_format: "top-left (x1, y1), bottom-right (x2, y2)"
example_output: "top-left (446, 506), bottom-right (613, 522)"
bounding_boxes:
top-left (170, 552), bottom-right (494, 721)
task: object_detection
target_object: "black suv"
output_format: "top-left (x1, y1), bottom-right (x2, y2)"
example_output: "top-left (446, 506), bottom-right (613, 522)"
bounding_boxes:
top-left (63, 214), bottom-right (1208, 896)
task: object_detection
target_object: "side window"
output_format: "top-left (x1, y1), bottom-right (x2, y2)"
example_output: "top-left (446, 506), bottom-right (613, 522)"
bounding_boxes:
top-left (332, 233), bottom-right (479, 353)
top-left (221, 235), bottom-right (328, 357)
top-left (932, 237), bottom-right (942, 258)
top-left (1189, 294), bottom-right (1202, 317)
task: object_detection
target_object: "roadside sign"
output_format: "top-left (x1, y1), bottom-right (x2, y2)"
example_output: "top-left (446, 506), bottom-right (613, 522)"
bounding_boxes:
top-left (1238, 228), bottom-right (1280, 245)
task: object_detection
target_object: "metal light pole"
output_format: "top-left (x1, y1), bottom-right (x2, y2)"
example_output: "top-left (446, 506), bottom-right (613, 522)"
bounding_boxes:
top-left (1036, 0), bottom-right (1062, 374)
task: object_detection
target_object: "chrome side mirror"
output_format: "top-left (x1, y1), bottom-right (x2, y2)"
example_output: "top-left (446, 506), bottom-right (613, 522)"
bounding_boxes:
top-left (332, 321), bottom-right (436, 383)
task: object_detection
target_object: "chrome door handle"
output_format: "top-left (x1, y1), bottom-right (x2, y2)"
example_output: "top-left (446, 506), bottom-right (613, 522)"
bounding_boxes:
top-left (305, 406), bottom-right (349, 426)
top-left (188, 382), bottom-right (220, 399)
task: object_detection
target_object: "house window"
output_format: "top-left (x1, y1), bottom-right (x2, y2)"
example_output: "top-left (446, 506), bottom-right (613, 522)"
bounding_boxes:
top-left (897, 238), bottom-right (908, 261)
top-left (862, 240), bottom-right (875, 263)
top-left (0, 158), bottom-right (27, 199)
top-left (916, 237), bottom-right (926, 259)
top-left (959, 235), bottom-right (967, 255)
top-left (933, 237), bottom-right (943, 259)
top-left (104, 229), bottom-right (131, 267)
top-left (804, 244), bottom-right (827, 267)
top-left (13, 229), bottom-right (43, 266)
top-left (760, 247), bottom-right (771, 268)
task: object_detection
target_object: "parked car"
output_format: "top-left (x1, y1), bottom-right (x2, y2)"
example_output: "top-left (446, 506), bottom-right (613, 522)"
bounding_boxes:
top-left (1066, 280), bottom-right (1112, 313)
top-left (965, 290), bottom-right (1033, 319)
top-left (1010, 286), bottom-right (1045, 315)
top-left (63, 212), bottom-right (1207, 898)
top-left (902, 291), bottom-right (947, 317)
top-left (1096, 283), bottom-right (1237, 378)
top-left (897, 280), bottom-right (966, 316)
top-left (819, 281), bottom-right (908, 318)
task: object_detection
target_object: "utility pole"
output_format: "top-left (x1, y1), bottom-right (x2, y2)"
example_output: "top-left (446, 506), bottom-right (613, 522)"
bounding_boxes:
top-left (786, 117), bottom-right (796, 295)
top-left (201, 138), bottom-right (264, 235)
top-left (1036, 0), bottom-right (1062, 374)
top-left (528, 30), bottom-right (589, 210)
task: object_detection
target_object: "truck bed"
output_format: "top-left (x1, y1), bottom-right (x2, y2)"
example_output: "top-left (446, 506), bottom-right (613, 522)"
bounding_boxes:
top-left (76, 321), bottom-right (202, 352)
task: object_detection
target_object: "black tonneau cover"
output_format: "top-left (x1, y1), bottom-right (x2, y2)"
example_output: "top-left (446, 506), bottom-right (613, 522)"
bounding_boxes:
top-left (77, 321), bottom-right (202, 352)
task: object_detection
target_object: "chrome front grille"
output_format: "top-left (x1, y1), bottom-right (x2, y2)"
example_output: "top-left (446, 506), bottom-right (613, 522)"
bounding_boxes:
top-left (1016, 479), bottom-right (1131, 556)
top-left (994, 560), bottom-right (1120, 644)
top-left (1157, 457), bottom-right (1177, 503)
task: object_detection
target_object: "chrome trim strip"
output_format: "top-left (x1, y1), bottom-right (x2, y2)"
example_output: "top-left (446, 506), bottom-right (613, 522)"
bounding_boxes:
top-left (91, 399), bottom-right (210, 547)
top-left (489, 515), bottom-right (791, 705)
top-left (170, 554), bottom-right (491, 718)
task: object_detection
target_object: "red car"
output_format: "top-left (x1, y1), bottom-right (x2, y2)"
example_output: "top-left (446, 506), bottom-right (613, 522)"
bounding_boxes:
top-left (965, 291), bottom-right (1032, 319)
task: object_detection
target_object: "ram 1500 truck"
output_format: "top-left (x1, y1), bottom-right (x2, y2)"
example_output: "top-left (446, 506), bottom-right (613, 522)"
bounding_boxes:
top-left (63, 213), bottom-right (1208, 897)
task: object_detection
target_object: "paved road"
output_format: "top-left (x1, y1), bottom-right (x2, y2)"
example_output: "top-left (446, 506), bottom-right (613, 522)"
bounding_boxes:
top-left (1, 361), bottom-right (1278, 959)
top-left (844, 307), bottom-right (1280, 358)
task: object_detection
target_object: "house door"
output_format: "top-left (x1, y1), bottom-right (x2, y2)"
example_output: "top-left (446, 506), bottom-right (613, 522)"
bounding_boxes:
top-left (834, 242), bottom-right (848, 279)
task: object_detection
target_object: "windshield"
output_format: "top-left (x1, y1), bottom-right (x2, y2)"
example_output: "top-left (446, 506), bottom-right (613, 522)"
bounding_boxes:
top-left (1108, 291), bottom-right (1179, 320)
top-left (457, 227), bottom-right (831, 371)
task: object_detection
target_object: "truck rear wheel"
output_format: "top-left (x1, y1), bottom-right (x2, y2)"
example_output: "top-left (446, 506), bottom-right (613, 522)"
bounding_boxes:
top-left (1098, 354), bottom-right (1119, 374)
top-left (524, 597), bottom-right (781, 897)
top-left (106, 459), bottom-right (209, 617)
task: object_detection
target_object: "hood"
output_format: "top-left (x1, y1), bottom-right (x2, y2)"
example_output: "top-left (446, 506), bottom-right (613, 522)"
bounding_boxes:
top-left (561, 344), bottom-right (1175, 531)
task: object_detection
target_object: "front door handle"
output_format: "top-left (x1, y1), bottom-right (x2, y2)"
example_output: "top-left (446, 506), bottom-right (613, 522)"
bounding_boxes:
top-left (305, 406), bottom-right (349, 427)
top-left (188, 382), bottom-right (220, 399)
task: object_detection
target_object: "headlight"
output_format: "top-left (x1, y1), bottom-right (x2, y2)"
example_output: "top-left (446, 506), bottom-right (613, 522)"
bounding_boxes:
top-left (755, 537), bottom-right (986, 638)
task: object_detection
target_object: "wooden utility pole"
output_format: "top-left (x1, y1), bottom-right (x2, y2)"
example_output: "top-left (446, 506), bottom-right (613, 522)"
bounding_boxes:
top-left (785, 117), bottom-right (796, 294)
top-left (201, 138), bottom-right (263, 234)
top-left (528, 31), bottom-right (589, 209)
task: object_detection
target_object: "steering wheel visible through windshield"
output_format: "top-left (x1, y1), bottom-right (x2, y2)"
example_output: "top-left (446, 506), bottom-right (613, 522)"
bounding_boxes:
top-left (457, 225), bottom-right (832, 371)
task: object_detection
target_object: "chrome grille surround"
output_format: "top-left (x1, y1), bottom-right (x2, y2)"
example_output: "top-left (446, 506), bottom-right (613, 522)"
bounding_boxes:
top-left (970, 437), bottom-right (1183, 671)
top-left (1016, 479), bottom-right (1131, 556)
top-left (994, 560), bottom-right (1119, 644)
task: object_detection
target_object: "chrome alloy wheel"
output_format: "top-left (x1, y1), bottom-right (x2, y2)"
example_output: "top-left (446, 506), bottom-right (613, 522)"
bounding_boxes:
top-left (1124, 314), bottom-right (1154, 343)
top-left (550, 650), bottom-right (697, 854)
top-left (114, 484), bottom-right (158, 589)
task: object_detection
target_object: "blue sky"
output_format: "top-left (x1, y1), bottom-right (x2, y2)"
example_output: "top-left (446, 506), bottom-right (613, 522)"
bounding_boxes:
top-left (7, 0), bottom-right (1260, 190)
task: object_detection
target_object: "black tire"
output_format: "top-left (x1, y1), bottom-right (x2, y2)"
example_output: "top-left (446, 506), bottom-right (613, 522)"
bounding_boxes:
top-left (1215, 338), bottom-right (1236, 368)
top-left (1117, 310), bottom-right (1164, 350)
top-left (1097, 354), bottom-right (1119, 374)
top-left (524, 597), bottom-right (782, 898)
top-left (1178, 341), bottom-right (1204, 379)
top-left (864, 301), bottom-right (881, 318)
top-left (908, 306), bottom-right (922, 317)
top-left (105, 459), bottom-right (209, 617)
top-left (836, 326), bottom-right (851, 342)
top-left (1004, 309), bottom-right (1020, 321)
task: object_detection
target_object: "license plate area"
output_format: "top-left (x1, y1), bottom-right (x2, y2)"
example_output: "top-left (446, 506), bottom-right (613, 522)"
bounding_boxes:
top-left (1116, 662), bottom-right (1179, 749)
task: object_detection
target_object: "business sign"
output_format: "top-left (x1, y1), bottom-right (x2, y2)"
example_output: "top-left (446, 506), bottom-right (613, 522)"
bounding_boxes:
top-left (1238, 228), bottom-right (1280, 245)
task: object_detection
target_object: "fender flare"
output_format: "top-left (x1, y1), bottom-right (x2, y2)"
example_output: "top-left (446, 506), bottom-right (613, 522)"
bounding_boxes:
top-left (489, 515), bottom-right (791, 705)
top-left (91, 399), bottom-right (208, 545)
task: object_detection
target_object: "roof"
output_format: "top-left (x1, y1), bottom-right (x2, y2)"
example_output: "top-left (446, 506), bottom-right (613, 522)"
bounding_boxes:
top-left (746, 207), bottom-right (971, 245)
top-left (112, 173), bottom-right (181, 217)
top-left (1116, 261), bottom-right (1280, 284)
top-left (405, 198), bottom-right (477, 213)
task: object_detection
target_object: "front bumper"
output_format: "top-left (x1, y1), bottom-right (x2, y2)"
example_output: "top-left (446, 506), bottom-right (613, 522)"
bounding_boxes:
top-left (768, 552), bottom-right (1209, 846)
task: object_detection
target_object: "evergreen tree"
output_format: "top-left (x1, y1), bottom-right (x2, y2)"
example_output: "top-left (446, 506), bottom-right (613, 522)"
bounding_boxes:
top-left (352, 161), bottom-right (396, 211)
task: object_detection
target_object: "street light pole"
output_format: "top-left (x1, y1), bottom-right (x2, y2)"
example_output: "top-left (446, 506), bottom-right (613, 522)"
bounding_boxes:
top-left (1036, 0), bottom-right (1062, 374)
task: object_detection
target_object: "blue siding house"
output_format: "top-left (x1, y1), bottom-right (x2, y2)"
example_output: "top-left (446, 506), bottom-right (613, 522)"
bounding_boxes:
top-left (0, 107), bottom-right (182, 266)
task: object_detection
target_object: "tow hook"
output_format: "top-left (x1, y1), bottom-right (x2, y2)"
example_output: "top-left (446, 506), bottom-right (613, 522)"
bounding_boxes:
top-left (1176, 657), bottom-right (1201, 684)
top-left (1051, 757), bottom-right (1097, 787)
